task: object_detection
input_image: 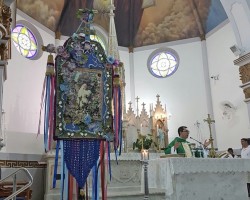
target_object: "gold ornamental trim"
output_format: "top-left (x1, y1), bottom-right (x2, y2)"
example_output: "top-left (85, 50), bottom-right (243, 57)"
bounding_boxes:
top-left (239, 63), bottom-right (250, 84)
top-left (0, 160), bottom-right (46, 168)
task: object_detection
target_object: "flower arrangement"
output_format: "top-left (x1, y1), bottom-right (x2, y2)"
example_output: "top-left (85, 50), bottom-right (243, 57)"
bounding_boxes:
top-left (133, 134), bottom-right (155, 150)
top-left (107, 55), bottom-right (120, 66)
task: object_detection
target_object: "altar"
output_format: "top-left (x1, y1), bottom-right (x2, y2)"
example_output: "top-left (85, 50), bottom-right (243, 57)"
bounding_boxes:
top-left (44, 152), bottom-right (164, 200)
top-left (148, 158), bottom-right (250, 200)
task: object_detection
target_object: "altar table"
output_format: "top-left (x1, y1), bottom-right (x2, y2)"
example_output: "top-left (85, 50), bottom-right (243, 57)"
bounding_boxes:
top-left (44, 152), bottom-right (163, 199)
top-left (148, 158), bottom-right (250, 200)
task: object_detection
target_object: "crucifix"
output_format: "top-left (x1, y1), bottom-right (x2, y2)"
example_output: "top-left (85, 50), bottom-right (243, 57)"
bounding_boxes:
top-left (203, 114), bottom-right (216, 158)
top-left (128, 101), bottom-right (132, 109)
top-left (142, 102), bottom-right (146, 110)
top-left (156, 94), bottom-right (160, 102)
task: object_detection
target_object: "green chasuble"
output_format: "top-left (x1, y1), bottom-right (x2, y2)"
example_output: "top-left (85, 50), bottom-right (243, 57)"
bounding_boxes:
top-left (164, 137), bottom-right (192, 157)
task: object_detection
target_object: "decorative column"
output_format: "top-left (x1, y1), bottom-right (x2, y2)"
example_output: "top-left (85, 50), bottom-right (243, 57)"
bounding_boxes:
top-left (108, 0), bottom-right (127, 128)
top-left (235, 54), bottom-right (250, 122)
top-left (129, 46), bottom-right (136, 110)
top-left (0, 0), bottom-right (15, 150)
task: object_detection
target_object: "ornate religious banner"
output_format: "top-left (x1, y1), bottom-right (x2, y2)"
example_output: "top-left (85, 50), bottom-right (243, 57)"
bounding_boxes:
top-left (54, 36), bottom-right (113, 140)
top-left (40, 8), bottom-right (123, 199)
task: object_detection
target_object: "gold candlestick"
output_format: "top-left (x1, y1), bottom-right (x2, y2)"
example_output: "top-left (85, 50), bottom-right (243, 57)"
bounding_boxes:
top-left (204, 114), bottom-right (217, 158)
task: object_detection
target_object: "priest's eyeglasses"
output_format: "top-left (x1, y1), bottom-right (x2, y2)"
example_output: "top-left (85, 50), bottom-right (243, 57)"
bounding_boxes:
top-left (183, 130), bottom-right (189, 133)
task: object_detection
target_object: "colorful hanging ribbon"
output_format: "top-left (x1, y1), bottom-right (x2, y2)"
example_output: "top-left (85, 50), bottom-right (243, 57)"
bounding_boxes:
top-left (39, 54), bottom-right (55, 152)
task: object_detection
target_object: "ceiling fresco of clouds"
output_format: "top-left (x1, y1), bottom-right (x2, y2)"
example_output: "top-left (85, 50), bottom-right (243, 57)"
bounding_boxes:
top-left (17, 0), bottom-right (227, 48)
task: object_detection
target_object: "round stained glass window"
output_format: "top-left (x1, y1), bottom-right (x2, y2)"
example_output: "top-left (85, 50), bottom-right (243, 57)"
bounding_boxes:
top-left (147, 48), bottom-right (179, 78)
top-left (11, 24), bottom-right (38, 59)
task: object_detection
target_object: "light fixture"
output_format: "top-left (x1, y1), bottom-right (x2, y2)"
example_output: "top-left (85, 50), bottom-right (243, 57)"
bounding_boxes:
top-left (210, 74), bottom-right (219, 80)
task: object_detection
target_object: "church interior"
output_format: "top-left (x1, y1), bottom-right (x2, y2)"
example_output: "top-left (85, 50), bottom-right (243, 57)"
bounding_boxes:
top-left (0, 0), bottom-right (250, 199)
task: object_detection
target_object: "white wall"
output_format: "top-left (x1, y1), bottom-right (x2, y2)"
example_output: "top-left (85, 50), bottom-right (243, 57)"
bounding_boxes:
top-left (5, 131), bottom-right (44, 154)
top-left (2, 14), bottom-right (55, 154)
top-left (206, 23), bottom-right (249, 150)
top-left (125, 22), bottom-right (250, 151)
top-left (131, 40), bottom-right (211, 143)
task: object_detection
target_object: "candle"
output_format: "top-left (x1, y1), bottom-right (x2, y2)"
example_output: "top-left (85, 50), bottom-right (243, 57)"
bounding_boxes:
top-left (141, 149), bottom-right (149, 161)
top-left (140, 123), bottom-right (142, 134)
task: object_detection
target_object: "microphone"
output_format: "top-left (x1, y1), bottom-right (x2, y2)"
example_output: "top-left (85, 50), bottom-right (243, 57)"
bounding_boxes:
top-left (189, 137), bottom-right (204, 146)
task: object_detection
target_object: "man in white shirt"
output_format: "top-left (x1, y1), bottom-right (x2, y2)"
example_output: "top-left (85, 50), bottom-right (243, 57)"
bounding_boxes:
top-left (241, 138), bottom-right (250, 197)
top-left (241, 138), bottom-right (250, 158)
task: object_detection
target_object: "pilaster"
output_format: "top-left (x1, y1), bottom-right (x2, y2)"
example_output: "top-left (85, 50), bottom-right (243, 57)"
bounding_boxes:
top-left (0, 0), bottom-right (15, 150)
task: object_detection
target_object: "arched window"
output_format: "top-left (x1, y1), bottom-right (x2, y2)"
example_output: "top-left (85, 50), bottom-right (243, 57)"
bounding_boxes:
top-left (90, 25), bottom-right (108, 53)
top-left (90, 34), bottom-right (106, 52)
top-left (147, 48), bottom-right (179, 78)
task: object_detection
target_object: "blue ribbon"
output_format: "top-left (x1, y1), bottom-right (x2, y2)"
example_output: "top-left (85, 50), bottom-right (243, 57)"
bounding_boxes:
top-left (53, 141), bottom-right (60, 188)
top-left (60, 141), bottom-right (64, 200)
top-left (63, 162), bottom-right (69, 199)
top-left (44, 77), bottom-right (51, 151)
top-left (91, 164), bottom-right (97, 200)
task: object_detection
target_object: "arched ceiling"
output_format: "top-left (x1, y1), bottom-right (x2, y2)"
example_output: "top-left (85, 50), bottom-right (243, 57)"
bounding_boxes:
top-left (16, 0), bottom-right (227, 48)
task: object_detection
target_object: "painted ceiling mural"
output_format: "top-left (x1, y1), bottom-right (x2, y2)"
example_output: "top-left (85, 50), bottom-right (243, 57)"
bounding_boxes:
top-left (17, 0), bottom-right (227, 48)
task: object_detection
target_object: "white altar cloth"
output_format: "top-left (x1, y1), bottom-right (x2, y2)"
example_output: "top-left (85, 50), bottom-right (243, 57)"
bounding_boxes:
top-left (109, 152), bottom-right (163, 160)
top-left (148, 158), bottom-right (250, 200)
top-left (44, 151), bottom-right (164, 200)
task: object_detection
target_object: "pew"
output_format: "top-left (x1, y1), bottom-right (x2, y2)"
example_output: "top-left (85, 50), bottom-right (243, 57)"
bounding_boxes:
top-left (0, 181), bottom-right (32, 200)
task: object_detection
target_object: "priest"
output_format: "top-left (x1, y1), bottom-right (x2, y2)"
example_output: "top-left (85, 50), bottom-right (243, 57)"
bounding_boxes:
top-left (164, 126), bottom-right (210, 157)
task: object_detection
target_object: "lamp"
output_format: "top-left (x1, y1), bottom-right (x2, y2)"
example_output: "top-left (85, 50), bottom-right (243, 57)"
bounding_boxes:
top-left (141, 149), bottom-right (149, 199)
